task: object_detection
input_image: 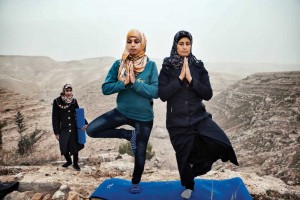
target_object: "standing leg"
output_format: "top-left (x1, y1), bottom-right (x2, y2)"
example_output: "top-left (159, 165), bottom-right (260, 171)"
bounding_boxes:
top-left (169, 133), bottom-right (196, 199)
top-left (171, 133), bottom-right (196, 190)
top-left (130, 120), bottom-right (153, 193)
top-left (62, 153), bottom-right (72, 167)
top-left (72, 153), bottom-right (80, 171)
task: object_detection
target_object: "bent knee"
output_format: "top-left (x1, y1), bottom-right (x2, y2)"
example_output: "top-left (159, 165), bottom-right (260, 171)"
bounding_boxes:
top-left (86, 125), bottom-right (95, 137)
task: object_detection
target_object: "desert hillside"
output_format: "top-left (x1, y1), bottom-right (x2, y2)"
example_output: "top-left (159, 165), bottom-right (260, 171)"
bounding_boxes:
top-left (206, 71), bottom-right (300, 185)
top-left (0, 55), bottom-right (115, 103)
top-left (0, 87), bottom-right (299, 199)
top-left (1, 56), bottom-right (299, 199)
top-left (0, 55), bottom-right (242, 170)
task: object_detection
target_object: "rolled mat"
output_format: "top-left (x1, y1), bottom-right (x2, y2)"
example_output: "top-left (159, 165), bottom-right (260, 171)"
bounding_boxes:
top-left (75, 108), bottom-right (86, 144)
top-left (89, 177), bottom-right (252, 200)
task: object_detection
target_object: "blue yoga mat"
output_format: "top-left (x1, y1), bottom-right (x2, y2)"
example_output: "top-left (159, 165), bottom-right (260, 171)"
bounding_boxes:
top-left (90, 177), bottom-right (252, 200)
top-left (75, 108), bottom-right (86, 144)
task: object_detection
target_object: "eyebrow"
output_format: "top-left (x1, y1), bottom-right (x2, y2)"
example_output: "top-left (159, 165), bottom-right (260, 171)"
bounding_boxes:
top-left (178, 42), bottom-right (190, 44)
top-left (127, 39), bottom-right (140, 43)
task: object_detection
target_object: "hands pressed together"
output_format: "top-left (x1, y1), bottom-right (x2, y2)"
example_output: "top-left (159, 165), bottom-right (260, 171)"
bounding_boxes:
top-left (179, 57), bottom-right (192, 83)
top-left (124, 62), bottom-right (136, 86)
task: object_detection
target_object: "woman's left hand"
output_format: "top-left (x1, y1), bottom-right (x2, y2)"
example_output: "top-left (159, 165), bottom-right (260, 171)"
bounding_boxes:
top-left (81, 125), bottom-right (88, 131)
top-left (184, 57), bottom-right (192, 83)
top-left (129, 65), bottom-right (135, 84)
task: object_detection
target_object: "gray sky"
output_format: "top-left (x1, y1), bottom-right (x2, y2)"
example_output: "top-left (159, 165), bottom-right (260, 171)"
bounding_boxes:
top-left (0, 0), bottom-right (299, 63)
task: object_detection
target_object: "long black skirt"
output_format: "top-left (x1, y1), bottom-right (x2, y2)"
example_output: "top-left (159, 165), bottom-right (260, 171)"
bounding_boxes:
top-left (59, 128), bottom-right (84, 155)
top-left (168, 116), bottom-right (238, 188)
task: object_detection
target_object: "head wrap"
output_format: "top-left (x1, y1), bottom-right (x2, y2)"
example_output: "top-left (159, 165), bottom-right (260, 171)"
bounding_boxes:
top-left (118, 29), bottom-right (147, 81)
top-left (63, 83), bottom-right (72, 90)
top-left (163, 30), bottom-right (198, 69)
top-left (60, 83), bottom-right (73, 104)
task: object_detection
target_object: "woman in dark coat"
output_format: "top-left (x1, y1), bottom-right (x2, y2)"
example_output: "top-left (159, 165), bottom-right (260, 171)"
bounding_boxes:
top-left (52, 84), bottom-right (87, 171)
top-left (158, 31), bottom-right (238, 199)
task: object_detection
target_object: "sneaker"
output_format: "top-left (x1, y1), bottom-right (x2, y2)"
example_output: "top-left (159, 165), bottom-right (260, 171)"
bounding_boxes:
top-left (181, 189), bottom-right (192, 199)
top-left (130, 130), bottom-right (137, 155)
top-left (129, 184), bottom-right (141, 194)
top-left (62, 162), bottom-right (72, 168)
top-left (73, 163), bottom-right (81, 171)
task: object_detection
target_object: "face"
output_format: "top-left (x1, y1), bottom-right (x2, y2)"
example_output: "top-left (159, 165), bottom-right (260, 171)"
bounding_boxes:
top-left (126, 36), bottom-right (142, 56)
top-left (176, 37), bottom-right (191, 57)
top-left (64, 88), bottom-right (72, 97)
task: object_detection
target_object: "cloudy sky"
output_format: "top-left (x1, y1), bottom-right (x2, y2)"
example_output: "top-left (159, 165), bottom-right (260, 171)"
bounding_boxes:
top-left (0, 0), bottom-right (299, 63)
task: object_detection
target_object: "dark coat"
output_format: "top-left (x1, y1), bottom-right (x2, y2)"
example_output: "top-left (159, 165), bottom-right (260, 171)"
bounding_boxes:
top-left (52, 97), bottom-right (85, 155)
top-left (158, 60), bottom-right (212, 133)
top-left (158, 61), bottom-right (238, 185)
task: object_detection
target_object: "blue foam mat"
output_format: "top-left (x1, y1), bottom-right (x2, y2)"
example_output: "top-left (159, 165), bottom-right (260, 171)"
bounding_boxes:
top-left (90, 177), bottom-right (252, 200)
top-left (75, 108), bottom-right (86, 144)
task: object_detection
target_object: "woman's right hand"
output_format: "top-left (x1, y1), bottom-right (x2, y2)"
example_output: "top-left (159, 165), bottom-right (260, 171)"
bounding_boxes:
top-left (124, 62), bottom-right (133, 85)
top-left (179, 60), bottom-right (186, 80)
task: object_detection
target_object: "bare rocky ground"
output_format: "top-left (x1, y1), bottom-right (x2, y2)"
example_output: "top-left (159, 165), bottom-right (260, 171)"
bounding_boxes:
top-left (0, 56), bottom-right (300, 199)
top-left (1, 155), bottom-right (299, 199)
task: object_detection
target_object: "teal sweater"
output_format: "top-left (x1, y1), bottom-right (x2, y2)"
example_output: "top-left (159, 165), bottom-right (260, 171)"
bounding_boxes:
top-left (102, 58), bottom-right (158, 121)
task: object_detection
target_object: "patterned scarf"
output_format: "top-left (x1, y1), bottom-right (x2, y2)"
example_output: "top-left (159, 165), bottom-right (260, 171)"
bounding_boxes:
top-left (61, 95), bottom-right (73, 104)
top-left (60, 84), bottom-right (74, 105)
top-left (163, 30), bottom-right (198, 69)
top-left (118, 29), bottom-right (147, 81)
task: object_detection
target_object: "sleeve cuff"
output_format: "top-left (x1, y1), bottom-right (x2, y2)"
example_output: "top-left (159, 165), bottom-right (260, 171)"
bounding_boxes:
top-left (189, 79), bottom-right (193, 87)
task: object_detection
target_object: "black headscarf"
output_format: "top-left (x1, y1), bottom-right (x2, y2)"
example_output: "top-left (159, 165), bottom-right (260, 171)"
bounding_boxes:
top-left (163, 30), bottom-right (198, 69)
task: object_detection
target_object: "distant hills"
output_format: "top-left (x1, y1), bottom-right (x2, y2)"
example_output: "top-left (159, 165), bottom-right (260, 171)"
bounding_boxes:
top-left (205, 62), bottom-right (300, 77)
top-left (1, 55), bottom-right (299, 187)
top-left (0, 55), bottom-right (115, 103)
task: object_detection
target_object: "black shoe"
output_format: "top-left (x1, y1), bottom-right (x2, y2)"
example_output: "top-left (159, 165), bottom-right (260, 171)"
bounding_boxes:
top-left (73, 163), bottom-right (81, 171)
top-left (62, 162), bottom-right (72, 168)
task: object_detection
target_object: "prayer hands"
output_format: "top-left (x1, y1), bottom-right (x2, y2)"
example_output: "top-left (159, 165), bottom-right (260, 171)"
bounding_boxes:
top-left (129, 64), bottom-right (136, 83)
top-left (124, 62), bottom-right (135, 85)
top-left (179, 57), bottom-right (192, 83)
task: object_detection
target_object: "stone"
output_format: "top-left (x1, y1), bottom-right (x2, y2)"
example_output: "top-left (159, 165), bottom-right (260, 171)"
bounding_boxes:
top-left (67, 191), bottom-right (79, 200)
top-left (42, 194), bottom-right (51, 200)
top-left (59, 184), bottom-right (70, 193)
top-left (52, 191), bottom-right (65, 200)
top-left (31, 193), bottom-right (43, 200)
top-left (4, 191), bottom-right (34, 200)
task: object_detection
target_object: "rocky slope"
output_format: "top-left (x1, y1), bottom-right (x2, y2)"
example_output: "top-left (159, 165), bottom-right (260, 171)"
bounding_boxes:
top-left (0, 88), bottom-right (59, 165)
top-left (1, 56), bottom-right (300, 199)
top-left (206, 71), bottom-right (300, 186)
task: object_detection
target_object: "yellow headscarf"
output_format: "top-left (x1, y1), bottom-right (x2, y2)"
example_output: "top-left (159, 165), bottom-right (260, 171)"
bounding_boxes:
top-left (118, 29), bottom-right (147, 81)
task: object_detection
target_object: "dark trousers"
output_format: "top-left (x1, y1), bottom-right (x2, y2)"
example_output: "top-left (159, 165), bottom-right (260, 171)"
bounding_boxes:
top-left (64, 152), bottom-right (78, 164)
top-left (86, 108), bottom-right (153, 184)
top-left (171, 133), bottom-right (196, 190)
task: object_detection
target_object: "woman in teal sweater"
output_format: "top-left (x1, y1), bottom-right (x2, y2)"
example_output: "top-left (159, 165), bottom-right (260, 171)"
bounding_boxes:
top-left (86, 29), bottom-right (158, 194)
